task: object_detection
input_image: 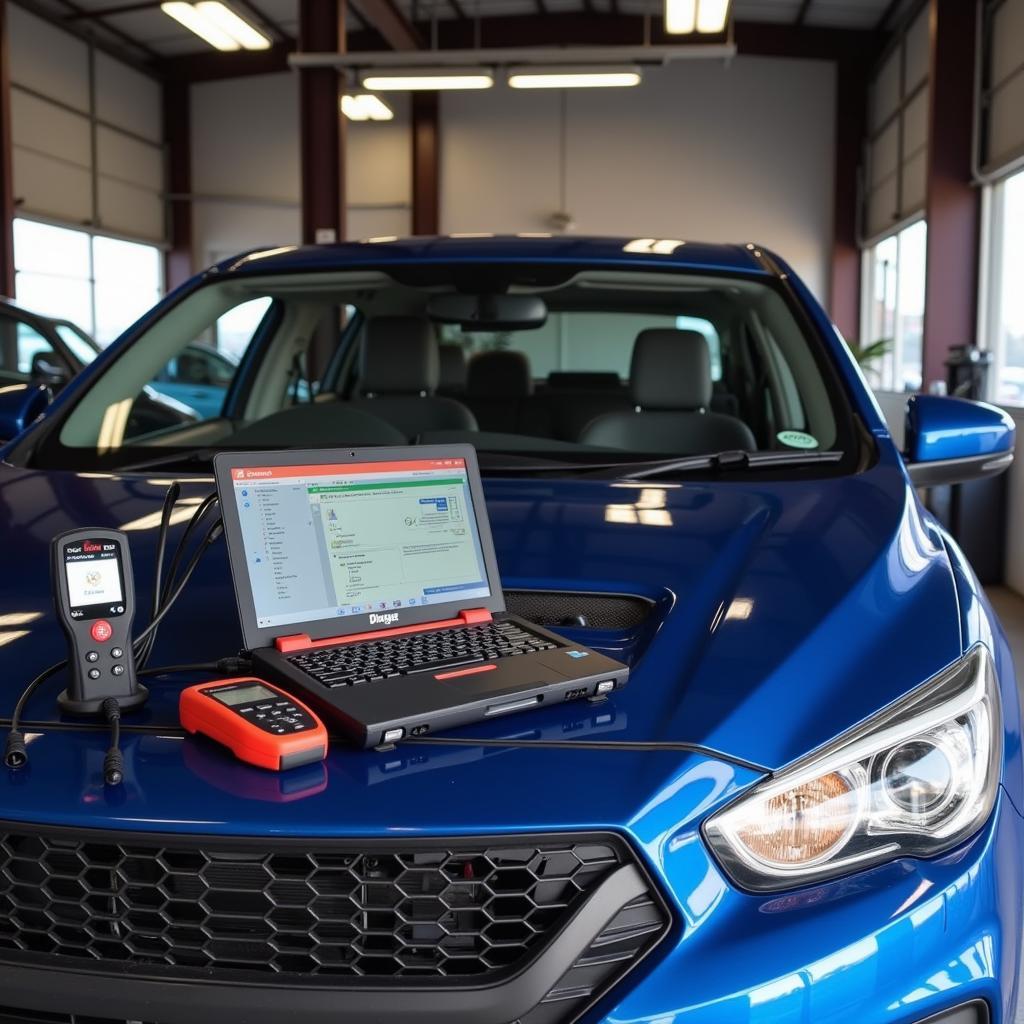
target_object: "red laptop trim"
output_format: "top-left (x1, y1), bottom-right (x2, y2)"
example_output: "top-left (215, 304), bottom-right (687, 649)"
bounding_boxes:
top-left (275, 608), bottom-right (493, 654)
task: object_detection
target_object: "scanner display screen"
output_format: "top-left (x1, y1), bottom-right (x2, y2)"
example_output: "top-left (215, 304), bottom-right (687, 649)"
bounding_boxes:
top-left (211, 683), bottom-right (277, 707)
top-left (63, 539), bottom-right (126, 620)
top-left (228, 458), bottom-right (491, 631)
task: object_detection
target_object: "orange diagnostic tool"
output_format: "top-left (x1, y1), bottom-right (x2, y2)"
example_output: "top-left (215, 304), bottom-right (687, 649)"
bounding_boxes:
top-left (179, 678), bottom-right (328, 771)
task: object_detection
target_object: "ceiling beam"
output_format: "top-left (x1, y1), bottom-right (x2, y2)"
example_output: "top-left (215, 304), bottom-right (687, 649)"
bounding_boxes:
top-left (10, 0), bottom-right (158, 73)
top-left (235, 0), bottom-right (293, 43)
top-left (63, 1), bottom-right (159, 19)
top-left (347, 0), bottom-right (423, 50)
top-left (795, 0), bottom-right (814, 26)
top-left (341, 14), bottom-right (879, 61)
top-left (875, 0), bottom-right (905, 32)
top-left (157, 39), bottom-right (290, 80)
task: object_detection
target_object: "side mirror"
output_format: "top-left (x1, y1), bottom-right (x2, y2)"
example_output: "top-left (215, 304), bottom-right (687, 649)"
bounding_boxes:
top-left (0, 383), bottom-right (52, 443)
top-left (31, 352), bottom-right (68, 386)
top-left (904, 394), bottom-right (1015, 487)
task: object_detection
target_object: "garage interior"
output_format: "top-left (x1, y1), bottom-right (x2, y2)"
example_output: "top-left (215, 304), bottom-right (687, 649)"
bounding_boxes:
top-left (3, 1), bottom-right (1023, 623)
top-left (0, 13), bottom-right (1022, 622)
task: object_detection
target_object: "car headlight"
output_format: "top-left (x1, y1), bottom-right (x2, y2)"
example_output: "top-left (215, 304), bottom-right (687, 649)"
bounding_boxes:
top-left (703, 645), bottom-right (1002, 892)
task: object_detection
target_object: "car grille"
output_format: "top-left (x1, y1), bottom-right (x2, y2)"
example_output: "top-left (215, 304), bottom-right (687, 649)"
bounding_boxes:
top-left (0, 827), bottom-right (669, 1022)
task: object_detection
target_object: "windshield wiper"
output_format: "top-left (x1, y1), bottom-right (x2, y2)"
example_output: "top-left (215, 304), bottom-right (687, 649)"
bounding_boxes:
top-left (596, 449), bottom-right (845, 481)
top-left (117, 449), bottom-right (217, 474)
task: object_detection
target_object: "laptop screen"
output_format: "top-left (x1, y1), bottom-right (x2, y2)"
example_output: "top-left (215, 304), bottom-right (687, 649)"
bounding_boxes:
top-left (227, 457), bottom-right (492, 633)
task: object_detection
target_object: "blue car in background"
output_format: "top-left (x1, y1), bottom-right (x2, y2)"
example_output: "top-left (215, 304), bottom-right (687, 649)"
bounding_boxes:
top-left (0, 236), bottom-right (1018, 1024)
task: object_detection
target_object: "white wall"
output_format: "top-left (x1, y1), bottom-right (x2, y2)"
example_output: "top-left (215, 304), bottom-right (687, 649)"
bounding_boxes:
top-left (191, 56), bottom-right (837, 296)
top-left (190, 74), bottom-right (412, 267)
top-left (7, 6), bottom-right (164, 242)
top-left (440, 56), bottom-right (837, 299)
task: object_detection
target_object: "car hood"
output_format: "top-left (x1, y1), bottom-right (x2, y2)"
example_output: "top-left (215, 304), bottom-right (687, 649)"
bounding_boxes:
top-left (0, 447), bottom-right (962, 836)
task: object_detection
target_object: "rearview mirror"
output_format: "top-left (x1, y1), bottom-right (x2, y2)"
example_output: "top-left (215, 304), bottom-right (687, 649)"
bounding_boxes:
top-left (0, 383), bottom-right (52, 444)
top-left (904, 394), bottom-right (1015, 487)
top-left (426, 293), bottom-right (547, 331)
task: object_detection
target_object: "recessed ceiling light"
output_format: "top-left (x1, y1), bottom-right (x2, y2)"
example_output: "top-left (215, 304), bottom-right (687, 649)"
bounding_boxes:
top-left (359, 68), bottom-right (494, 91)
top-left (507, 65), bottom-right (642, 89)
top-left (664, 0), bottom-right (732, 34)
top-left (161, 1), bottom-right (270, 52)
top-left (340, 94), bottom-right (395, 121)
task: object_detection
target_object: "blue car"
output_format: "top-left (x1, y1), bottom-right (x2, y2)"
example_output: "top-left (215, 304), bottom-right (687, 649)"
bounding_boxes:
top-left (0, 236), bottom-right (1018, 1024)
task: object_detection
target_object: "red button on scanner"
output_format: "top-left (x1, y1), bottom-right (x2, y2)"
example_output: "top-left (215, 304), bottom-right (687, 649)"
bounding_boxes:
top-left (90, 620), bottom-right (113, 643)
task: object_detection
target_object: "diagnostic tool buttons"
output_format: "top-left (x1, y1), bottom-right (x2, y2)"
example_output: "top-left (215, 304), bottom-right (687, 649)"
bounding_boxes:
top-left (85, 651), bottom-right (99, 663)
top-left (87, 668), bottom-right (101, 680)
top-left (111, 647), bottom-right (124, 659)
top-left (90, 620), bottom-right (113, 643)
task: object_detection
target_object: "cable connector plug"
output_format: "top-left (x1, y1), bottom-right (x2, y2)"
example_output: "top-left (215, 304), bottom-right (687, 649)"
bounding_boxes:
top-left (4, 731), bottom-right (27, 770)
top-left (215, 655), bottom-right (253, 675)
top-left (101, 698), bottom-right (124, 786)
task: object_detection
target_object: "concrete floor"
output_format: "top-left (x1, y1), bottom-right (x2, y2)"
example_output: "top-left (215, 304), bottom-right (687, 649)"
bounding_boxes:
top-left (985, 588), bottom-right (1024, 1024)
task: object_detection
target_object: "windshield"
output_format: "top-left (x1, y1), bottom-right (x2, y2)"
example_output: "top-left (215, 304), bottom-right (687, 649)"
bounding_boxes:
top-left (23, 264), bottom-right (861, 475)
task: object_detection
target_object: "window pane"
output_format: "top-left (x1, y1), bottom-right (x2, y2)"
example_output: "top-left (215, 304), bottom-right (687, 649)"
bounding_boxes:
top-left (13, 219), bottom-right (90, 278)
top-left (995, 171), bottom-right (1024, 405)
top-left (14, 271), bottom-right (93, 333)
top-left (92, 235), bottom-right (162, 346)
top-left (861, 222), bottom-right (926, 392)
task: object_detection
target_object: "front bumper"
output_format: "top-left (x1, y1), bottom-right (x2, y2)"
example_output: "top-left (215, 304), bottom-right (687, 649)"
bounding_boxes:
top-left (594, 789), bottom-right (1024, 1024)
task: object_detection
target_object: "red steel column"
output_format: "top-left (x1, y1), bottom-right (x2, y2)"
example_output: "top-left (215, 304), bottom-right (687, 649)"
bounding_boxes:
top-left (0, 0), bottom-right (15, 297)
top-left (921, 0), bottom-right (980, 389)
top-left (163, 79), bottom-right (193, 291)
top-left (829, 56), bottom-right (868, 341)
top-left (299, 0), bottom-right (345, 244)
top-left (411, 92), bottom-right (439, 235)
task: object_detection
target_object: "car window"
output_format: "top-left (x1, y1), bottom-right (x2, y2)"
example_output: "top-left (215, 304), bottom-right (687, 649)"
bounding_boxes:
top-left (40, 266), bottom-right (856, 474)
top-left (54, 324), bottom-right (98, 366)
top-left (0, 313), bottom-right (69, 383)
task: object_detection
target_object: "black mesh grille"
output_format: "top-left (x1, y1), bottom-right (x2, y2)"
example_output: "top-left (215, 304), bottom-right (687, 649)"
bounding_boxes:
top-left (504, 590), bottom-right (653, 631)
top-left (0, 828), bottom-right (664, 987)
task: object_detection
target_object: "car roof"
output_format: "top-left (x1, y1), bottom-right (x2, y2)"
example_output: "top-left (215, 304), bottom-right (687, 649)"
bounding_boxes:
top-left (210, 234), bottom-right (778, 279)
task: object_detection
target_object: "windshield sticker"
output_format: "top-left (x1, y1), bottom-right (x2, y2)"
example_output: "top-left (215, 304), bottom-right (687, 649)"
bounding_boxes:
top-left (776, 430), bottom-right (819, 450)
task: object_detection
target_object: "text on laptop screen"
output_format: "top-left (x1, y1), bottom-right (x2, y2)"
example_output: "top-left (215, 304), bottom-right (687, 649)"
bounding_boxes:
top-left (229, 458), bottom-right (491, 632)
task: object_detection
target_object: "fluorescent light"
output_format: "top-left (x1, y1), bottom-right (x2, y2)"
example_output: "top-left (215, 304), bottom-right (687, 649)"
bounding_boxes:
top-left (360, 68), bottom-right (494, 91)
top-left (341, 94), bottom-right (394, 121)
top-left (162, 2), bottom-right (271, 52)
top-left (664, 0), bottom-right (731, 34)
top-left (696, 0), bottom-right (731, 32)
top-left (161, 2), bottom-right (239, 49)
top-left (195, 1), bottom-right (271, 50)
top-left (508, 65), bottom-right (641, 89)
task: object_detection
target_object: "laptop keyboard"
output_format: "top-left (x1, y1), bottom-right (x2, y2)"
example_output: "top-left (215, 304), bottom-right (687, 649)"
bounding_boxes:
top-left (288, 621), bottom-right (560, 689)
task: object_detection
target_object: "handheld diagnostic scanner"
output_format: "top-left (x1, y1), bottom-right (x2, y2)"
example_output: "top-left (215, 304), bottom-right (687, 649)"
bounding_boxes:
top-left (51, 528), bottom-right (147, 716)
top-left (179, 678), bottom-right (328, 771)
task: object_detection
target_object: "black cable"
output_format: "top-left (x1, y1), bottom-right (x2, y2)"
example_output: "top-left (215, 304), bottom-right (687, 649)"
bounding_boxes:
top-left (159, 492), bottom-right (218, 607)
top-left (131, 518), bottom-right (223, 656)
top-left (136, 482), bottom-right (180, 669)
top-left (3, 660), bottom-right (66, 768)
top-left (403, 735), bottom-right (769, 774)
top-left (101, 697), bottom-right (123, 786)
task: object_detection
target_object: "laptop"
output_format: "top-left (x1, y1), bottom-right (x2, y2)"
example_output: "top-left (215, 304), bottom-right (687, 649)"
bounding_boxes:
top-left (213, 445), bottom-right (629, 749)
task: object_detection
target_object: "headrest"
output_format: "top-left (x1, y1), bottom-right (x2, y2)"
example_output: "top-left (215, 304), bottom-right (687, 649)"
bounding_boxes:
top-left (438, 345), bottom-right (467, 392)
top-left (362, 317), bottom-right (439, 395)
top-left (466, 350), bottom-right (533, 399)
top-left (630, 329), bottom-right (712, 410)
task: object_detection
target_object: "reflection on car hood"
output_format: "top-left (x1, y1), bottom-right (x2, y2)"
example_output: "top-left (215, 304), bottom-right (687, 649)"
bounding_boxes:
top-left (0, 447), bottom-right (961, 835)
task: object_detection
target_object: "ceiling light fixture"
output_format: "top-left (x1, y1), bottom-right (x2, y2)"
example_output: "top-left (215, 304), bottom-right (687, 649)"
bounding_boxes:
top-left (664, 0), bottom-right (732, 34)
top-left (340, 94), bottom-right (394, 121)
top-left (507, 65), bottom-right (642, 89)
top-left (161, 2), bottom-right (270, 52)
top-left (359, 68), bottom-right (494, 91)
